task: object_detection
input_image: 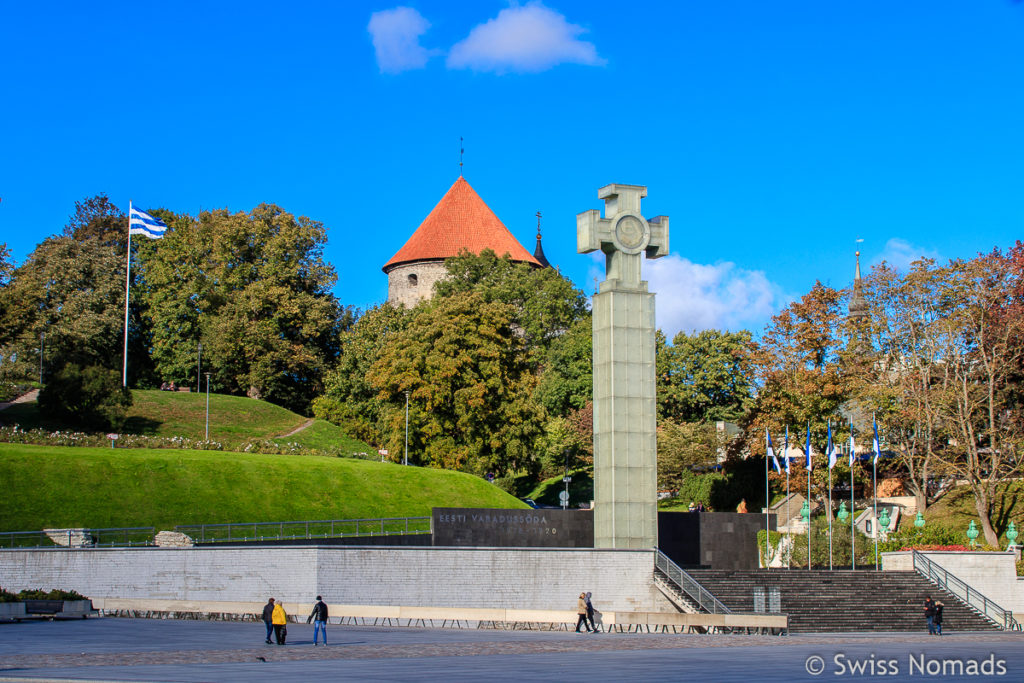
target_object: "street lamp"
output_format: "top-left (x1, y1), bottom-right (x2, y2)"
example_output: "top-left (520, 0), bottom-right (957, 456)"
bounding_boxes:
top-left (196, 341), bottom-right (202, 394)
top-left (204, 373), bottom-right (211, 441)
top-left (967, 520), bottom-right (980, 548)
top-left (404, 390), bottom-right (410, 466)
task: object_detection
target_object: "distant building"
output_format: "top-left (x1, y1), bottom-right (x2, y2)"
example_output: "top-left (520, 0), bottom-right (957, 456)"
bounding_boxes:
top-left (382, 177), bottom-right (544, 308)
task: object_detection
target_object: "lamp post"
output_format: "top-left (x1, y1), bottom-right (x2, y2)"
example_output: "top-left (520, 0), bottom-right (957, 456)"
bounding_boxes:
top-left (196, 341), bottom-right (202, 394)
top-left (967, 520), bottom-right (980, 548)
top-left (404, 390), bottom-right (410, 466)
top-left (204, 373), bottom-right (211, 441)
top-left (800, 500), bottom-right (811, 570)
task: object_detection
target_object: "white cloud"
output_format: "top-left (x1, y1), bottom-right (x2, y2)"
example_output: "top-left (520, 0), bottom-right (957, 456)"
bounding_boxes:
top-left (367, 7), bottom-right (436, 74)
top-left (447, 2), bottom-right (606, 74)
top-left (641, 254), bottom-right (789, 337)
top-left (871, 238), bottom-right (940, 272)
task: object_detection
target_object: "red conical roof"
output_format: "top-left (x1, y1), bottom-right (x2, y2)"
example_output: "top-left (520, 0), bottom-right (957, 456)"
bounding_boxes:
top-left (383, 177), bottom-right (540, 272)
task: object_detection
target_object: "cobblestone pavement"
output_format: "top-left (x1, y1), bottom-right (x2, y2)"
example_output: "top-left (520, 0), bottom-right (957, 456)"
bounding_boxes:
top-left (2, 618), bottom-right (1024, 681)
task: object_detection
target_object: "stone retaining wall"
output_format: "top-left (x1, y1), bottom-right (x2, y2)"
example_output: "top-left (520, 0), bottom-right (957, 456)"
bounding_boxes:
top-left (0, 546), bottom-right (673, 614)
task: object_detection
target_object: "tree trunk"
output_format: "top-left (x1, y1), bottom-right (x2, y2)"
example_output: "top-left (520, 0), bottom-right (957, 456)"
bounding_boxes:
top-left (975, 496), bottom-right (1000, 548)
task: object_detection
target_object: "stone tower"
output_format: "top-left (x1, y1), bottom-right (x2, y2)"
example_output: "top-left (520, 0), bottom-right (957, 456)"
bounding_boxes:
top-left (382, 177), bottom-right (541, 307)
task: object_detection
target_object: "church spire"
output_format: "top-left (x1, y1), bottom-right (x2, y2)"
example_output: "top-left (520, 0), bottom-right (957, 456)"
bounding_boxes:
top-left (533, 210), bottom-right (551, 268)
top-left (848, 250), bottom-right (868, 322)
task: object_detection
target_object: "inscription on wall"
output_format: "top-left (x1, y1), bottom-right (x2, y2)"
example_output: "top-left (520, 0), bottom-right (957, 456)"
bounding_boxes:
top-left (432, 508), bottom-right (594, 548)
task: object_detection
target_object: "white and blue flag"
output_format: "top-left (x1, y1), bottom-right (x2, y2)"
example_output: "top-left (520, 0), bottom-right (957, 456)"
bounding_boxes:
top-left (873, 418), bottom-right (882, 465)
top-left (129, 206), bottom-right (167, 239)
top-left (848, 426), bottom-right (856, 467)
top-left (827, 420), bottom-right (838, 470)
top-left (784, 426), bottom-right (790, 473)
top-left (766, 428), bottom-right (781, 473)
top-left (805, 423), bottom-right (813, 471)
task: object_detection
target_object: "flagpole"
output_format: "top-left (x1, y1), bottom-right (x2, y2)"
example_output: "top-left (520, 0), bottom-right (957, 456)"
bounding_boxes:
top-left (806, 423), bottom-right (811, 572)
top-left (765, 442), bottom-right (770, 569)
top-left (873, 415), bottom-right (879, 571)
top-left (828, 459), bottom-right (833, 571)
top-left (851, 423), bottom-right (856, 571)
top-left (785, 426), bottom-right (790, 569)
top-left (122, 201), bottom-right (132, 387)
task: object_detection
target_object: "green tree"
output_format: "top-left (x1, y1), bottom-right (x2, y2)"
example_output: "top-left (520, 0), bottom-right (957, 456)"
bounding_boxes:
top-left (313, 303), bottom-right (412, 445)
top-left (434, 249), bottom-right (589, 358)
top-left (658, 329), bottom-right (754, 423)
top-left (141, 204), bottom-right (345, 413)
top-left (534, 316), bottom-right (593, 416)
top-left (656, 420), bottom-right (720, 491)
top-left (37, 363), bottom-right (132, 430)
top-left (63, 194), bottom-right (128, 251)
top-left (367, 292), bottom-right (542, 477)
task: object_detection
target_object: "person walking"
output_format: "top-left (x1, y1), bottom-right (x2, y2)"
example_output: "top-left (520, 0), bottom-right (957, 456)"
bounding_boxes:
top-left (923, 596), bottom-right (936, 635)
top-left (308, 595), bottom-right (329, 646)
top-left (933, 601), bottom-right (944, 636)
top-left (261, 598), bottom-right (275, 644)
top-left (584, 592), bottom-right (598, 633)
top-left (272, 599), bottom-right (288, 645)
top-left (575, 592), bottom-right (591, 633)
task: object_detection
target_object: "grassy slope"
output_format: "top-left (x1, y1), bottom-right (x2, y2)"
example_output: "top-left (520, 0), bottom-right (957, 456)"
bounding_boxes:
top-left (1, 390), bottom-right (374, 453)
top-left (924, 480), bottom-right (1024, 536)
top-left (0, 443), bottom-right (527, 531)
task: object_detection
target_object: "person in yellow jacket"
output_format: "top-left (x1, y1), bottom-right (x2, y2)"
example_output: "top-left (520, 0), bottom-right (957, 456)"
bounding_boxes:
top-left (272, 600), bottom-right (288, 645)
top-left (575, 592), bottom-right (592, 633)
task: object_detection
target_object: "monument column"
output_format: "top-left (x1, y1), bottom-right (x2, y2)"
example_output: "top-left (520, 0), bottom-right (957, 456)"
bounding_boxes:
top-left (578, 184), bottom-right (669, 549)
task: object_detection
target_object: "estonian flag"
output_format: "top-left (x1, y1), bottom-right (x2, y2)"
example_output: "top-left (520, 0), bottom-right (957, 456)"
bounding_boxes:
top-left (766, 428), bottom-right (781, 473)
top-left (784, 426), bottom-right (790, 473)
top-left (827, 420), bottom-right (837, 470)
top-left (129, 207), bottom-right (167, 239)
top-left (805, 423), bottom-right (813, 471)
top-left (848, 426), bottom-right (856, 467)
top-left (873, 418), bottom-right (882, 465)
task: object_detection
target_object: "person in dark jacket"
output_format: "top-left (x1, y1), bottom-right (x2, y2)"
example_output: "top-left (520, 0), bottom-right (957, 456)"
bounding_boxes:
top-left (933, 601), bottom-right (944, 635)
top-left (308, 595), bottom-right (329, 646)
top-left (261, 598), bottom-right (275, 644)
top-left (585, 592), bottom-right (598, 633)
top-left (924, 596), bottom-right (937, 634)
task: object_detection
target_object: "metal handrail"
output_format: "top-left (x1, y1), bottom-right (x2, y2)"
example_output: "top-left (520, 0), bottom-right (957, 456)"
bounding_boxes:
top-left (175, 516), bottom-right (431, 543)
top-left (655, 550), bottom-right (732, 614)
top-left (0, 526), bottom-right (155, 549)
top-left (911, 550), bottom-right (1020, 631)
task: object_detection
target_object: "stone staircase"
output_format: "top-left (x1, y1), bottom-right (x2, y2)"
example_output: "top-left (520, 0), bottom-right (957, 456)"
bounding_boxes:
top-left (682, 569), bottom-right (1000, 633)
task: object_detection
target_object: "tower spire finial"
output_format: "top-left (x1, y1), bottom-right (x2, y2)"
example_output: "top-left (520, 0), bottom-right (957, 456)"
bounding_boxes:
top-left (855, 237), bottom-right (864, 281)
top-left (536, 210), bottom-right (542, 239)
top-left (459, 137), bottom-right (464, 176)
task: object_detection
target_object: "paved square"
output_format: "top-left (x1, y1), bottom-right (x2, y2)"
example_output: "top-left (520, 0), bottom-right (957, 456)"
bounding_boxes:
top-left (2, 618), bottom-right (1023, 682)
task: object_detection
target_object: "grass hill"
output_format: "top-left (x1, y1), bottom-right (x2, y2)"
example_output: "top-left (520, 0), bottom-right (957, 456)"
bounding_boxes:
top-left (0, 443), bottom-right (527, 532)
top-left (1, 390), bottom-right (373, 453)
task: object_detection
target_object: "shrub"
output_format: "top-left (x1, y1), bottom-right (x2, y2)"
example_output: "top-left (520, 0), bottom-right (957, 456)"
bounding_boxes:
top-left (38, 363), bottom-right (132, 431)
top-left (16, 588), bottom-right (87, 601)
top-left (0, 587), bottom-right (18, 603)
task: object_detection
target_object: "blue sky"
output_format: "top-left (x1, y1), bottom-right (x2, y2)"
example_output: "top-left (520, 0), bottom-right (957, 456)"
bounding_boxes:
top-left (2, 1), bottom-right (1023, 336)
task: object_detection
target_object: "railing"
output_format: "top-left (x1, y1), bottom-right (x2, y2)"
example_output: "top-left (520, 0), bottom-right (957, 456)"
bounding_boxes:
top-left (655, 550), bottom-right (732, 614)
top-left (911, 550), bottom-right (1020, 631)
top-left (175, 516), bottom-right (431, 544)
top-left (0, 527), bottom-right (155, 549)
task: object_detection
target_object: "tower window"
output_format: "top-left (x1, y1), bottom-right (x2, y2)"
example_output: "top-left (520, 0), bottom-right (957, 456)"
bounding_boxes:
top-left (408, 274), bottom-right (418, 287)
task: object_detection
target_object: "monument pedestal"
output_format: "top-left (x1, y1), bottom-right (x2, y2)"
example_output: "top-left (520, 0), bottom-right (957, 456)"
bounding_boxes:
top-left (592, 285), bottom-right (657, 549)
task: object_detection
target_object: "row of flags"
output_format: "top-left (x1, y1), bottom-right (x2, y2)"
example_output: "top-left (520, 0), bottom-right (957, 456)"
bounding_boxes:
top-left (765, 420), bottom-right (882, 474)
